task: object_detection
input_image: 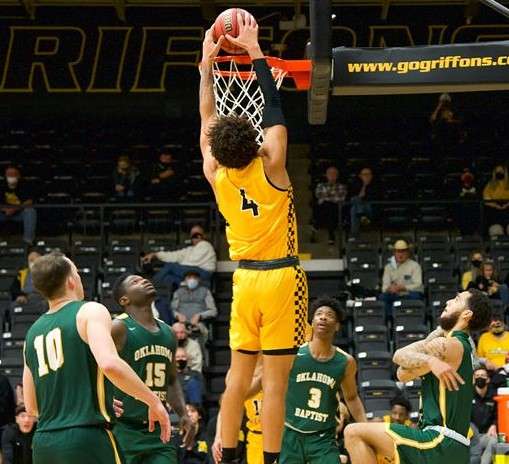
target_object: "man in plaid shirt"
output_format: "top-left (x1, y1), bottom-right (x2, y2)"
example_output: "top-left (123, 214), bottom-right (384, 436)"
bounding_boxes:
top-left (312, 166), bottom-right (347, 245)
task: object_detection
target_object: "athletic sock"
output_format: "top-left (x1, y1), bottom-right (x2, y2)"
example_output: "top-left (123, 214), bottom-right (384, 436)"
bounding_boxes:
top-left (221, 447), bottom-right (238, 463)
top-left (263, 451), bottom-right (280, 464)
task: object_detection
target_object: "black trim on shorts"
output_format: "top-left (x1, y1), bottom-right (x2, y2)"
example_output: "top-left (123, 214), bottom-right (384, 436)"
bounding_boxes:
top-left (262, 347), bottom-right (299, 356)
top-left (237, 349), bottom-right (260, 355)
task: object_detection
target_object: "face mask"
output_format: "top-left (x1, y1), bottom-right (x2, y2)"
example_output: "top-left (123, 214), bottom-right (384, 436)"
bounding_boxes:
top-left (492, 326), bottom-right (505, 335)
top-left (28, 262), bottom-right (34, 270)
top-left (475, 378), bottom-right (487, 389)
top-left (471, 260), bottom-right (482, 268)
top-left (6, 176), bottom-right (18, 186)
top-left (177, 360), bottom-right (187, 370)
top-left (496, 172), bottom-right (505, 180)
top-left (187, 278), bottom-right (199, 290)
top-left (177, 339), bottom-right (186, 347)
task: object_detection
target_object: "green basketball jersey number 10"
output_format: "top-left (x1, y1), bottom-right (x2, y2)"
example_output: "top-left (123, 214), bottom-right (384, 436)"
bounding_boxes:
top-left (284, 343), bottom-right (348, 433)
top-left (24, 301), bottom-right (115, 432)
top-left (114, 313), bottom-right (176, 423)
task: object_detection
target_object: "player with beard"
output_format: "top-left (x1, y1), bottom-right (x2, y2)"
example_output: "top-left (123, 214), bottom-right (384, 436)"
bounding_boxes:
top-left (344, 289), bottom-right (492, 464)
top-left (111, 274), bottom-right (195, 464)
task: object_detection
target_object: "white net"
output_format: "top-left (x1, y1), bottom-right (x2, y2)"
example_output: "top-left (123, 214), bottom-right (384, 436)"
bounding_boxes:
top-left (212, 57), bottom-right (288, 145)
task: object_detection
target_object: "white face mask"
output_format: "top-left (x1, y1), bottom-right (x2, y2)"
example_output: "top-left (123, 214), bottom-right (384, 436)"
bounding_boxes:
top-left (186, 278), bottom-right (199, 290)
top-left (28, 262), bottom-right (35, 270)
top-left (6, 176), bottom-right (18, 186)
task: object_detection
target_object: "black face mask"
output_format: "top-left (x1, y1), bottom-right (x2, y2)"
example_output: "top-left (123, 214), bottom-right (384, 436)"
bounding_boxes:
top-left (177, 360), bottom-right (187, 370)
top-left (471, 260), bottom-right (482, 268)
top-left (177, 339), bottom-right (186, 347)
top-left (475, 378), bottom-right (487, 389)
top-left (496, 172), bottom-right (505, 180)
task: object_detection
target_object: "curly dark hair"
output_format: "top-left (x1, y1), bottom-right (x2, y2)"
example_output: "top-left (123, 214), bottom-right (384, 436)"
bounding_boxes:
top-left (390, 395), bottom-right (412, 413)
top-left (467, 288), bottom-right (492, 331)
top-left (310, 296), bottom-right (345, 323)
top-left (207, 115), bottom-right (259, 169)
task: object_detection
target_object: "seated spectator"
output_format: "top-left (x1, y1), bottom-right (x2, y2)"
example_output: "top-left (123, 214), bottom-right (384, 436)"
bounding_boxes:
top-left (470, 366), bottom-right (497, 464)
top-left (380, 240), bottom-right (424, 316)
top-left (176, 348), bottom-right (204, 406)
top-left (1, 405), bottom-right (36, 464)
top-left (171, 271), bottom-right (217, 340)
top-left (483, 165), bottom-right (509, 237)
top-left (148, 148), bottom-right (180, 199)
top-left (178, 404), bottom-right (208, 464)
top-left (430, 93), bottom-right (465, 153)
top-left (150, 292), bottom-right (175, 326)
top-left (461, 250), bottom-right (484, 290)
top-left (0, 372), bottom-right (16, 442)
top-left (10, 248), bottom-right (42, 304)
top-left (468, 262), bottom-right (509, 304)
top-left (0, 166), bottom-right (37, 244)
top-left (349, 167), bottom-right (377, 236)
top-left (144, 225), bottom-right (217, 288)
top-left (112, 154), bottom-right (142, 201)
top-left (477, 315), bottom-right (509, 369)
top-left (312, 166), bottom-right (347, 245)
top-left (172, 322), bottom-right (203, 373)
top-left (456, 169), bottom-right (480, 236)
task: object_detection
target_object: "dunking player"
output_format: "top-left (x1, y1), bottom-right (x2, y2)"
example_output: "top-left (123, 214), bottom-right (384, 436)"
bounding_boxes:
top-left (111, 274), bottom-right (195, 463)
top-left (199, 14), bottom-right (308, 464)
top-left (344, 289), bottom-right (492, 464)
top-left (280, 297), bottom-right (366, 464)
top-left (23, 253), bottom-right (170, 464)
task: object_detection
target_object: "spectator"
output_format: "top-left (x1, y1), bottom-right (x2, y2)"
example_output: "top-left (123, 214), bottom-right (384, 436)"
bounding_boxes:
top-left (171, 271), bottom-right (217, 339)
top-left (172, 322), bottom-right (203, 373)
top-left (0, 166), bottom-right (37, 244)
top-left (0, 373), bottom-right (15, 443)
top-left (461, 251), bottom-right (484, 290)
top-left (149, 148), bottom-right (180, 199)
top-left (478, 315), bottom-right (509, 369)
top-left (178, 404), bottom-right (208, 464)
top-left (430, 93), bottom-right (464, 152)
top-left (386, 396), bottom-right (413, 426)
top-left (457, 169), bottom-right (480, 236)
top-left (380, 240), bottom-right (424, 316)
top-left (10, 248), bottom-right (43, 303)
top-left (470, 367), bottom-right (497, 464)
top-left (176, 348), bottom-right (204, 406)
top-left (483, 165), bottom-right (509, 237)
top-left (312, 166), bottom-right (347, 245)
top-left (143, 225), bottom-right (217, 288)
top-left (1, 405), bottom-right (36, 464)
top-left (468, 262), bottom-right (509, 304)
top-left (349, 167), bottom-right (377, 236)
top-left (112, 154), bottom-right (142, 201)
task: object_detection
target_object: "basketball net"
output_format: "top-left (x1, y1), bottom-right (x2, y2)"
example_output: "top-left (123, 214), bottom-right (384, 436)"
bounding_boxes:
top-left (212, 57), bottom-right (288, 145)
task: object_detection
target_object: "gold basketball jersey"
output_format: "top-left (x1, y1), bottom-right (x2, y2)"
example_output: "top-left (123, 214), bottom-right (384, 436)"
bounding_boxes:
top-left (214, 157), bottom-right (298, 261)
top-left (245, 391), bottom-right (263, 433)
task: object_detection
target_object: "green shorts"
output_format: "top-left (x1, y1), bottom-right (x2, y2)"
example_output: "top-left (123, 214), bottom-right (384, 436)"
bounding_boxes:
top-left (280, 426), bottom-right (340, 464)
top-left (33, 426), bottom-right (122, 464)
top-left (113, 420), bottom-right (177, 464)
top-left (386, 423), bottom-right (470, 464)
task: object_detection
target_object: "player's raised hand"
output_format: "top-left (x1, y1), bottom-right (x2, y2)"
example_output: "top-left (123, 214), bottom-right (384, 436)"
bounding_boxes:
top-left (428, 357), bottom-right (464, 391)
top-left (148, 400), bottom-right (172, 443)
top-left (225, 12), bottom-right (258, 52)
top-left (202, 28), bottom-right (224, 65)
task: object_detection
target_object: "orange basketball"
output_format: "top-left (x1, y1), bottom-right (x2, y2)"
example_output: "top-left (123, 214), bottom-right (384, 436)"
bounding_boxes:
top-left (212, 8), bottom-right (256, 55)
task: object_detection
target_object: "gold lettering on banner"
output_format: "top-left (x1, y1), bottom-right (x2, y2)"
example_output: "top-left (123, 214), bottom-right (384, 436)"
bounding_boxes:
top-left (0, 27), bottom-right (85, 93)
top-left (131, 26), bottom-right (203, 92)
top-left (87, 27), bottom-right (132, 93)
top-left (369, 26), bottom-right (415, 47)
top-left (451, 25), bottom-right (509, 43)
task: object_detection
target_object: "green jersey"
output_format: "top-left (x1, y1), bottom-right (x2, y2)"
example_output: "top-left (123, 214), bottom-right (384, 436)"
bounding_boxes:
top-left (114, 313), bottom-right (176, 423)
top-left (285, 343), bottom-right (348, 433)
top-left (419, 330), bottom-right (473, 436)
top-left (24, 301), bottom-right (114, 432)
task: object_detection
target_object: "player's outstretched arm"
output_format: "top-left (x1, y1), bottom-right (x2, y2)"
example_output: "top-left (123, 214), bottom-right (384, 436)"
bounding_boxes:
top-left (341, 356), bottom-right (367, 423)
top-left (393, 336), bottom-right (465, 390)
top-left (77, 302), bottom-right (171, 443)
top-left (199, 28), bottom-right (223, 184)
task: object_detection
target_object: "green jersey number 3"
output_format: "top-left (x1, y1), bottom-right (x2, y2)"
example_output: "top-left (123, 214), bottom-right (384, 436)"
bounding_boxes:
top-left (34, 328), bottom-right (65, 377)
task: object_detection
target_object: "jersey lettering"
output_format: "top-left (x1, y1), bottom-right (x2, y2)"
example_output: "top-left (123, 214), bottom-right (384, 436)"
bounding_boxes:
top-left (34, 328), bottom-right (65, 377)
top-left (240, 189), bottom-right (260, 217)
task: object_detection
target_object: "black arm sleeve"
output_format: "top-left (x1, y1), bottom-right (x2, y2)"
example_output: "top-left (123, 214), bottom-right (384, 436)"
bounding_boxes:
top-left (252, 58), bottom-right (286, 128)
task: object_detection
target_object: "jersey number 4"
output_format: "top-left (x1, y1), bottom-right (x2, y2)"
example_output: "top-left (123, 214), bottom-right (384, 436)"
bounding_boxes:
top-left (34, 328), bottom-right (64, 377)
top-left (240, 189), bottom-right (260, 217)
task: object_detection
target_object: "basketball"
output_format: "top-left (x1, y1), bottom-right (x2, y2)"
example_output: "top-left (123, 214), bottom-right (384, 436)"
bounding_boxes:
top-left (212, 8), bottom-right (256, 55)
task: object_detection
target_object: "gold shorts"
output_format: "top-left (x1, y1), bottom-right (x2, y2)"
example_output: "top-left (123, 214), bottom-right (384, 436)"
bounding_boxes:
top-left (246, 431), bottom-right (263, 464)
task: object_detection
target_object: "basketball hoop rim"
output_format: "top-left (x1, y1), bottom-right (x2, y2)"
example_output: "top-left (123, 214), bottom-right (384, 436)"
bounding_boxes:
top-left (213, 55), bottom-right (311, 90)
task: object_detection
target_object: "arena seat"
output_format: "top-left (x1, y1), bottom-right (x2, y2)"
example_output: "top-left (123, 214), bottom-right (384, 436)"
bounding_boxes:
top-left (392, 300), bottom-right (426, 327)
top-left (352, 300), bottom-right (385, 327)
top-left (360, 380), bottom-right (399, 413)
top-left (394, 325), bottom-right (429, 350)
top-left (354, 325), bottom-right (389, 352)
top-left (357, 351), bottom-right (393, 382)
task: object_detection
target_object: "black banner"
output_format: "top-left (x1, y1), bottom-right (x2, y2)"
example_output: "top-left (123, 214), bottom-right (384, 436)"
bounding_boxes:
top-left (333, 41), bottom-right (509, 95)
